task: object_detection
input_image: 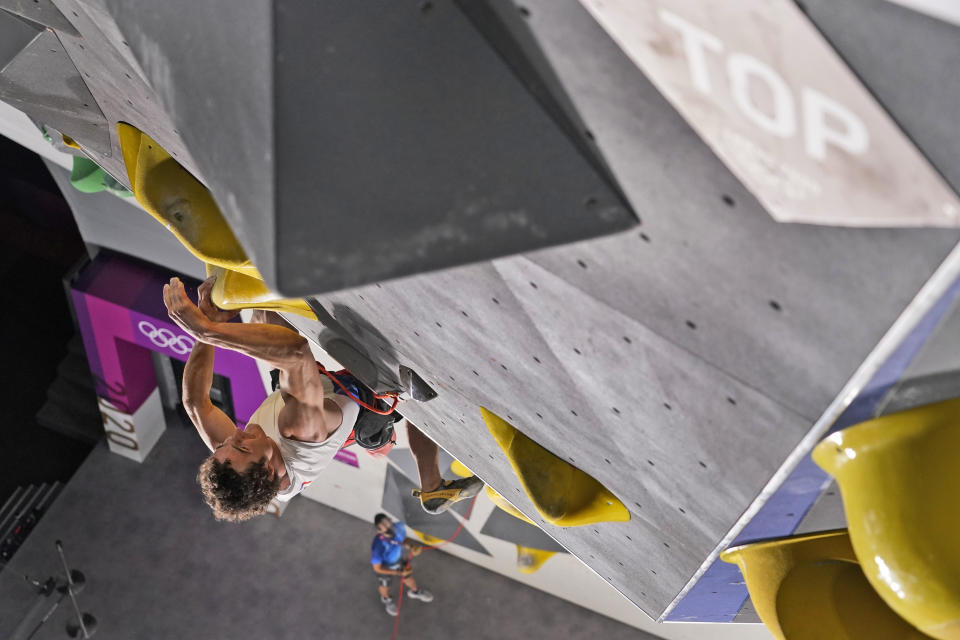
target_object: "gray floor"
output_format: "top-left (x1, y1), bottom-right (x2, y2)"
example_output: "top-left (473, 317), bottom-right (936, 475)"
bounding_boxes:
top-left (0, 426), bottom-right (653, 640)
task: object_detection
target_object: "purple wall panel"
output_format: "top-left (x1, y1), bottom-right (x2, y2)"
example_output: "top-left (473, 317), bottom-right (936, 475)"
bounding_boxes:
top-left (71, 252), bottom-right (267, 423)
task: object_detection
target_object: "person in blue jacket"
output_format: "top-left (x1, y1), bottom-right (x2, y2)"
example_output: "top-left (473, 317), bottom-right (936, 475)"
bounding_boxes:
top-left (371, 513), bottom-right (434, 616)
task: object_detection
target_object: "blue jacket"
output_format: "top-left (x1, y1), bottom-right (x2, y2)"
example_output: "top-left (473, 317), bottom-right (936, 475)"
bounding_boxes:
top-left (371, 522), bottom-right (407, 566)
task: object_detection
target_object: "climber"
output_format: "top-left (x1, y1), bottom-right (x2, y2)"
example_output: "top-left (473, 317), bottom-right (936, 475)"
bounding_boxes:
top-left (371, 513), bottom-right (433, 616)
top-left (162, 275), bottom-right (483, 521)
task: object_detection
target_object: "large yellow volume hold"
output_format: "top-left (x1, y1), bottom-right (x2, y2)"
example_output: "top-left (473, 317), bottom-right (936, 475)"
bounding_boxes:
top-left (479, 407), bottom-right (629, 527)
top-left (812, 397), bottom-right (960, 640)
top-left (116, 123), bottom-right (314, 319)
top-left (721, 530), bottom-right (931, 640)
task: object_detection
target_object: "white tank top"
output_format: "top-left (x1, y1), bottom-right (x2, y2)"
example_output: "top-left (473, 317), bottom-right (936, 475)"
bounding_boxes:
top-left (247, 377), bottom-right (359, 501)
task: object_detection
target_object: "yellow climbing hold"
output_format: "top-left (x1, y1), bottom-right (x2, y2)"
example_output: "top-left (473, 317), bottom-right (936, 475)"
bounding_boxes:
top-left (61, 134), bottom-right (81, 149)
top-left (205, 265), bottom-right (315, 318)
top-left (479, 407), bottom-right (629, 527)
top-left (486, 486), bottom-right (536, 525)
top-left (721, 530), bottom-right (931, 640)
top-left (516, 546), bottom-right (556, 574)
top-left (116, 123), bottom-right (315, 319)
top-left (449, 459), bottom-right (473, 479)
top-left (117, 123), bottom-right (252, 274)
top-left (812, 397), bottom-right (960, 640)
top-left (449, 457), bottom-right (540, 525)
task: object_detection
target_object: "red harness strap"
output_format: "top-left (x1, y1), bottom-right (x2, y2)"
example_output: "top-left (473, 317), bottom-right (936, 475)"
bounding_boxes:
top-left (316, 363), bottom-right (400, 415)
top-left (321, 365), bottom-right (398, 457)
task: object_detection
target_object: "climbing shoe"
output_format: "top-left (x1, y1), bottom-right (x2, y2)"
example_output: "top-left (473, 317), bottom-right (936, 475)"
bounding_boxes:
top-left (412, 476), bottom-right (484, 514)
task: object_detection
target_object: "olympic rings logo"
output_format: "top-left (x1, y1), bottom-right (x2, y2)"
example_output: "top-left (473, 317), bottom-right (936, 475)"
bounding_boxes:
top-left (138, 320), bottom-right (195, 355)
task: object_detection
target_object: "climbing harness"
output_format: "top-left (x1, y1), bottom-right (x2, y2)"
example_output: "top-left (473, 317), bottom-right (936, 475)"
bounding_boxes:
top-left (318, 365), bottom-right (402, 455)
top-left (317, 363), bottom-right (400, 415)
top-left (269, 365), bottom-right (402, 454)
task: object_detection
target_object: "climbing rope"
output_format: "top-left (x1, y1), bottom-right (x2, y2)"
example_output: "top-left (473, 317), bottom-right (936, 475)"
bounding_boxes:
top-left (391, 495), bottom-right (479, 640)
top-left (317, 363), bottom-right (400, 415)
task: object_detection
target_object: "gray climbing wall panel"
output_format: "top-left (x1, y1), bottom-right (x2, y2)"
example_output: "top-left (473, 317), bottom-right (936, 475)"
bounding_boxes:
top-left (0, 8), bottom-right (40, 67)
top-left (278, 0), bottom-right (960, 618)
top-left (0, 27), bottom-right (111, 155)
top-left (0, 0), bottom-right (78, 34)
top-left (81, 0), bottom-right (637, 295)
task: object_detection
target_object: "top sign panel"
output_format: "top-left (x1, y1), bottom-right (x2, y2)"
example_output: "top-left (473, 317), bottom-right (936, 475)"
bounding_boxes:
top-left (580, 0), bottom-right (960, 227)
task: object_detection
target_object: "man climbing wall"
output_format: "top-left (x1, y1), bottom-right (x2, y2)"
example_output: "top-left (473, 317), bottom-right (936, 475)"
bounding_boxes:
top-left (162, 275), bottom-right (484, 521)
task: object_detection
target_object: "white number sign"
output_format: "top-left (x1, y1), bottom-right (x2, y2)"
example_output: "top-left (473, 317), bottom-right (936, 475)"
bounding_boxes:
top-left (98, 388), bottom-right (166, 462)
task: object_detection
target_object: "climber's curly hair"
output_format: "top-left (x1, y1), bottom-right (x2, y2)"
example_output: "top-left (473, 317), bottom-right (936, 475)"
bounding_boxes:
top-left (196, 455), bottom-right (280, 522)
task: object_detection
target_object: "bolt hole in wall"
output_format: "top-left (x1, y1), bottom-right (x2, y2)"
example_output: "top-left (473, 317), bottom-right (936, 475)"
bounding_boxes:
top-left (518, 5), bottom-right (530, 18)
